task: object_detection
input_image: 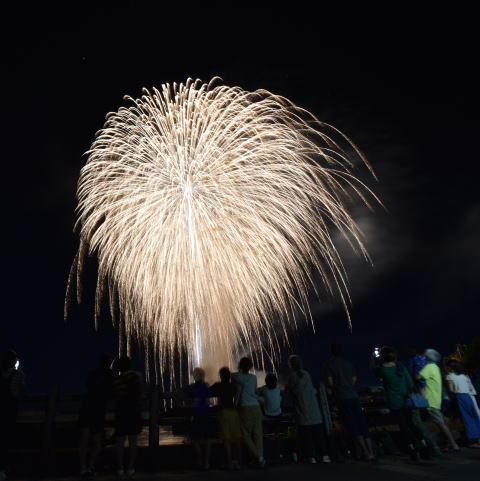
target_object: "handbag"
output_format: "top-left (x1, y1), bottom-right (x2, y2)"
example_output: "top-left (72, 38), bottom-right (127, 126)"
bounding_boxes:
top-left (406, 392), bottom-right (429, 409)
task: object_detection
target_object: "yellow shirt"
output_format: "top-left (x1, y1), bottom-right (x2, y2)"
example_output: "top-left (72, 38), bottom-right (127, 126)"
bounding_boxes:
top-left (419, 363), bottom-right (442, 409)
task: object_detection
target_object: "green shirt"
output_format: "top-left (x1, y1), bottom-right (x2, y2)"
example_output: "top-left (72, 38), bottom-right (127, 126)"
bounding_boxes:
top-left (374, 363), bottom-right (414, 410)
top-left (419, 362), bottom-right (442, 409)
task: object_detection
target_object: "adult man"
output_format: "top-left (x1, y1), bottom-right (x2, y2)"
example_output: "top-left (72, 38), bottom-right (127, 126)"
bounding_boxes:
top-left (78, 353), bottom-right (114, 478)
top-left (324, 343), bottom-right (374, 460)
top-left (419, 349), bottom-right (459, 452)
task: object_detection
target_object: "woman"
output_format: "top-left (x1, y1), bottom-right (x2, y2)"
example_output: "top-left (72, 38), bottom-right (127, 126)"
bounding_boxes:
top-left (209, 367), bottom-right (242, 469)
top-left (286, 355), bottom-right (330, 464)
top-left (445, 360), bottom-right (480, 448)
top-left (374, 347), bottom-right (427, 461)
top-left (232, 357), bottom-right (265, 467)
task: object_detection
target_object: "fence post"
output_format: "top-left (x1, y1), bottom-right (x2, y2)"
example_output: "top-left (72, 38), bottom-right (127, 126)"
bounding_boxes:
top-left (41, 385), bottom-right (59, 473)
top-left (42, 386), bottom-right (59, 452)
top-left (149, 385), bottom-right (159, 449)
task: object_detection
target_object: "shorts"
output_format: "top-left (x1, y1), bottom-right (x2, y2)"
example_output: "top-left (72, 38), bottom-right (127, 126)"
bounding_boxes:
top-left (115, 403), bottom-right (143, 436)
top-left (191, 413), bottom-right (217, 440)
top-left (78, 400), bottom-right (107, 433)
top-left (427, 407), bottom-right (446, 425)
top-left (218, 408), bottom-right (242, 441)
top-left (337, 398), bottom-right (370, 437)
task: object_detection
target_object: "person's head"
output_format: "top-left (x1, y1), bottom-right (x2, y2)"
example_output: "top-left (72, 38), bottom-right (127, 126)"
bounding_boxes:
top-left (193, 367), bottom-right (205, 382)
top-left (446, 360), bottom-right (467, 375)
top-left (424, 349), bottom-right (441, 364)
top-left (99, 353), bottom-right (113, 369)
top-left (219, 366), bottom-right (231, 382)
top-left (331, 342), bottom-right (343, 357)
top-left (238, 357), bottom-right (253, 373)
top-left (265, 373), bottom-right (278, 389)
top-left (2, 350), bottom-right (19, 370)
top-left (114, 356), bottom-right (132, 373)
top-left (380, 346), bottom-right (397, 363)
top-left (288, 354), bottom-right (304, 377)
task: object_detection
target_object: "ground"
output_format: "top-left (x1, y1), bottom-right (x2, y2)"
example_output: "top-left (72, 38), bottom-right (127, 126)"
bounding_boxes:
top-left (19, 450), bottom-right (479, 481)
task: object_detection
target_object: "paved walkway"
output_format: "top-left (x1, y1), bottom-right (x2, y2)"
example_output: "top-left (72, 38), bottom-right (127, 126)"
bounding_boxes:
top-left (22, 449), bottom-right (480, 481)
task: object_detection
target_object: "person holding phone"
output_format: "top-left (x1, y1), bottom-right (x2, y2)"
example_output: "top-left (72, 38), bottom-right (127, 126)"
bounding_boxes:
top-left (1, 350), bottom-right (26, 481)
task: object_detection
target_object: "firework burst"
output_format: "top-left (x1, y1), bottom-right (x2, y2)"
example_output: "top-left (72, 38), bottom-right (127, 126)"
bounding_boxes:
top-left (66, 78), bottom-right (378, 380)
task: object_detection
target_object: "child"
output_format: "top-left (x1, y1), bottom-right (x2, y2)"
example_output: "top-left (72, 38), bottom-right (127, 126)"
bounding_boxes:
top-left (258, 373), bottom-right (282, 461)
top-left (210, 367), bottom-right (242, 469)
top-left (258, 373), bottom-right (282, 418)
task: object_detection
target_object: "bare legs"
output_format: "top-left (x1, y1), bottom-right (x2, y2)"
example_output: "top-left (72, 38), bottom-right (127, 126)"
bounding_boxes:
top-left (79, 428), bottom-right (102, 473)
top-left (436, 422), bottom-right (459, 450)
top-left (356, 435), bottom-right (375, 460)
top-left (79, 428), bottom-right (90, 472)
top-left (115, 435), bottom-right (138, 474)
top-left (193, 439), bottom-right (211, 469)
top-left (223, 439), bottom-right (241, 468)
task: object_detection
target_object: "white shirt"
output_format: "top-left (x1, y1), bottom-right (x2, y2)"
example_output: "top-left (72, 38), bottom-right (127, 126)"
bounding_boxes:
top-left (446, 373), bottom-right (477, 394)
top-left (232, 371), bottom-right (259, 406)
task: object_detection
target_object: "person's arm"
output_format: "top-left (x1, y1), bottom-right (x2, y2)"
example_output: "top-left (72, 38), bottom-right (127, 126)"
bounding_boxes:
top-left (351, 361), bottom-right (357, 385)
top-left (209, 383), bottom-right (218, 397)
top-left (326, 376), bottom-right (334, 387)
top-left (418, 364), bottom-right (429, 381)
top-left (11, 370), bottom-right (26, 398)
top-left (466, 376), bottom-right (477, 396)
top-left (444, 374), bottom-right (455, 394)
top-left (369, 355), bottom-right (377, 371)
top-left (285, 373), bottom-right (293, 392)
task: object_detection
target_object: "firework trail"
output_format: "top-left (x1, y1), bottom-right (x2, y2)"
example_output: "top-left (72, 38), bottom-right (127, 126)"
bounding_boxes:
top-left (66, 78), bottom-right (378, 380)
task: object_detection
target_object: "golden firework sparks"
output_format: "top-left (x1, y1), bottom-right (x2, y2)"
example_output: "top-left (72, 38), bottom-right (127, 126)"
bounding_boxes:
top-left (66, 78), bottom-right (378, 380)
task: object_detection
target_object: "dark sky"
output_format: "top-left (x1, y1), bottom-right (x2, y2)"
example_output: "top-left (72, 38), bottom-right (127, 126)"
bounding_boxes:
top-left (3, 2), bottom-right (478, 393)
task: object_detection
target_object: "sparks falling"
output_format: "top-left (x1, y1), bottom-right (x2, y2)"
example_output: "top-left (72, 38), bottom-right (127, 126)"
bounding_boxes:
top-left (66, 78), bottom-right (378, 379)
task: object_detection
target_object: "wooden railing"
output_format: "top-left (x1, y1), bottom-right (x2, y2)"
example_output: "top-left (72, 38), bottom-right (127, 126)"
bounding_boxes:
top-left (17, 383), bottom-right (335, 455)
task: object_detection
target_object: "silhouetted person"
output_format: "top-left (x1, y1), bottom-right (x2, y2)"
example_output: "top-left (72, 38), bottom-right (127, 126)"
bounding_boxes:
top-left (0, 350), bottom-right (25, 481)
top-left (78, 353), bottom-right (114, 478)
top-left (185, 367), bottom-right (214, 470)
top-left (446, 360), bottom-right (480, 448)
top-left (419, 349), bottom-right (459, 452)
top-left (286, 355), bottom-right (330, 464)
top-left (324, 343), bottom-right (374, 460)
top-left (373, 346), bottom-right (427, 461)
top-left (258, 373), bottom-right (282, 418)
top-left (112, 356), bottom-right (143, 477)
top-left (232, 357), bottom-right (265, 467)
top-left (258, 373), bottom-right (282, 461)
top-left (404, 346), bottom-right (440, 456)
top-left (210, 367), bottom-right (241, 470)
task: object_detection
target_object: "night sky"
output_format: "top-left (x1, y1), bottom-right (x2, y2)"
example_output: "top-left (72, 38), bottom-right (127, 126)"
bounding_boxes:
top-left (3, 2), bottom-right (478, 393)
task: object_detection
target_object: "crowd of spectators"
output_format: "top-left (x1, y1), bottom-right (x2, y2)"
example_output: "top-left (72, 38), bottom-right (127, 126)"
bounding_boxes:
top-left (1, 343), bottom-right (479, 480)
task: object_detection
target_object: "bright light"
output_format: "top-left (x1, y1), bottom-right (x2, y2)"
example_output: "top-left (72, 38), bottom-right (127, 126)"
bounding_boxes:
top-left (65, 78), bottom-right (378, 380)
